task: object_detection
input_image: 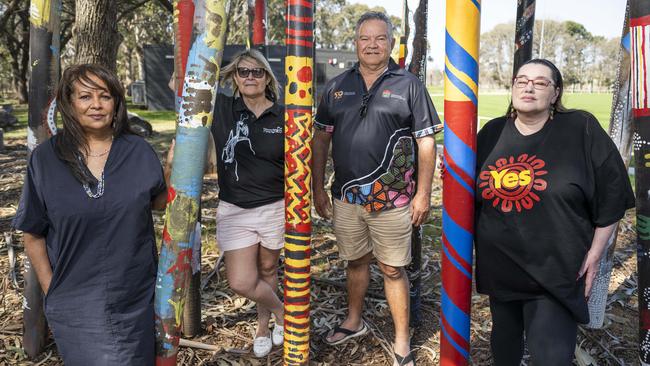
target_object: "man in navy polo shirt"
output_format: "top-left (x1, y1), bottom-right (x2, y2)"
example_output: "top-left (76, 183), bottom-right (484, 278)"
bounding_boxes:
top-left (312, 11), bottom-right (440, 366)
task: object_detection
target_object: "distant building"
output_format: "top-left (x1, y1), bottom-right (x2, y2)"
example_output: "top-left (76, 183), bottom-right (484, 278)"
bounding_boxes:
top-left (142, 44), bottom-right (357, 111)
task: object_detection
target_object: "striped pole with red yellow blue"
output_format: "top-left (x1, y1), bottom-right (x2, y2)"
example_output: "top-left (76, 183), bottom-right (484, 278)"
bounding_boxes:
top-left (441, 0), bottom-right (480, 364)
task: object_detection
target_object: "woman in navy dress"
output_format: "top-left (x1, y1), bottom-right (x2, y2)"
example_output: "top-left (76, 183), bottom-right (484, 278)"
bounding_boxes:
top-left (14, 64), bottom-right (169, 365)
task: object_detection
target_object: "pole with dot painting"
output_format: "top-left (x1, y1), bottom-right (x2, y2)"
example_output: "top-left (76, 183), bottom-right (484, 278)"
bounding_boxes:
top-left (441, 0), bottom-right (480, 364)
top-left (588, 0), bottom-right (631, 329)
top-left (24, 0), bottom-right (61, 358)
top-left (630, 1), bottom-right (650, 363)
top-left (283, 0), bottom-right (314, 363)
top-left (512, 0), bottom-right (536, 77)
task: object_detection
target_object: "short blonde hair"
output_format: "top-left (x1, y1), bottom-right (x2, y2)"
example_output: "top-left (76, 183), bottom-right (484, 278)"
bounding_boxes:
top-left (220, 49), bottom-right (280, 102)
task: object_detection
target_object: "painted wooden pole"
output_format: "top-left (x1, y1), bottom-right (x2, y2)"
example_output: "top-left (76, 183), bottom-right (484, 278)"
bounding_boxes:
top-left (587, 0), bottom-right (632, 329)
top-left (171, 1), bottom-right (204, 338)
top-left (441, 0), bottom-right (480, 364)
top-left (406, 0), bottom-right (428, 81)
top-left (512, 0), bottom-right (535, 76)
top-left (248, 0), bottom-right (267, 49)
top-left (154, 1), bottom-right (228, 364)
top-left (24, 0), bottom-right (61, 358)
top-left (400, 0), bottom-right (429, 328)
top-left (398, 0), bottom-right (408, 68)
top-left (173, 0), bottom-right (195, 107)
top-left (283, 0), bottom-right (313, 364)
top-left (630, 2), bottom-right (650, 364)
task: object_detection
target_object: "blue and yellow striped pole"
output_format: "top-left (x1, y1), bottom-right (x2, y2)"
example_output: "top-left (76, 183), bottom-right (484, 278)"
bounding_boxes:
top-left (441, 0), bottom-right (480, 364)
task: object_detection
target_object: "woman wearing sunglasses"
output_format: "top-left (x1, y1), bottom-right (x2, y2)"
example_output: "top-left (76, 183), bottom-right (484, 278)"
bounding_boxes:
top-left (474, 59), bottom-right (634, 365)
top-left (210, 49), bottom-right (284, 357)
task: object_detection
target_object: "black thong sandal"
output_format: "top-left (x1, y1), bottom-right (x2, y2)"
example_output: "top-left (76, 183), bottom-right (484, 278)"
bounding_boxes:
top-left (324, 321), bottom-right (368, 346)
top-left (394, 351), bottom-right (416, 366)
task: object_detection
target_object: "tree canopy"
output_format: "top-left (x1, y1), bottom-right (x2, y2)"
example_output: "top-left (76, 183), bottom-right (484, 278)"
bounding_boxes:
top-left (0, 1), bottom-right (620, 101)
top-left (0, 0), bottom-right (402, 102)
top-left (479, 19), bottom-right (619, 91)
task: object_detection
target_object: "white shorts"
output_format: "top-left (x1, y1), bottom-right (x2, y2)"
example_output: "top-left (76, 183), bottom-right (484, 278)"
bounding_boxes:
top-left (216, 200), bottom-right (285, 252)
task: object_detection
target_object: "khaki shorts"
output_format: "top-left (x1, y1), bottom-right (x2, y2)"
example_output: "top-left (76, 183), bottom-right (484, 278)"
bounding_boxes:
top-left (332, 200), bottom-right (412, 267)
top-left (216, 200), bottom-right (284, 252)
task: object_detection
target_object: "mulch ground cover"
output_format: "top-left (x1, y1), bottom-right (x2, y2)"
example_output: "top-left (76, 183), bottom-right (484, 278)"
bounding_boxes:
top-left (0, 132), bottom-right (639, 365)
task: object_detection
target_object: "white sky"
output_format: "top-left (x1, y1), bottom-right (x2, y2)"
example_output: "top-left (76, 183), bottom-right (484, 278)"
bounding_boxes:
top-left (349, 0), bottom-right (627, 69)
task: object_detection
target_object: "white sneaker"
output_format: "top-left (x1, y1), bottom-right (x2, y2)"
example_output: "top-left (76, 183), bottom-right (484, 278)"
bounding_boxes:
top-left (253, 336), bottom-right (272, 357)
top-left (272, 324), bottom-right (284, 346)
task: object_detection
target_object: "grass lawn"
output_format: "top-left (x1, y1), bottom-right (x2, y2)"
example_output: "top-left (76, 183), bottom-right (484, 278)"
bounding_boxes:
top-left (2, 92), bottom-right (613, 141)
top-left (1, 103), bottom-right (177, 138)
top-left (428, 89), bottom-right (613, 131)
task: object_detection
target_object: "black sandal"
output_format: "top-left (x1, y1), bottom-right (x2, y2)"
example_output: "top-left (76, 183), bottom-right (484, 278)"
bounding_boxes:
top-left (324, 321), bottom-right (368, 346)
top-left (394, 351), bottom-right (416, 366)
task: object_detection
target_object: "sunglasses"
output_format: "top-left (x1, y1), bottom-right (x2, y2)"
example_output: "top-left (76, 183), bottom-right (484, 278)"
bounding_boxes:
top-left (237, 67), bottom-right (266, 79)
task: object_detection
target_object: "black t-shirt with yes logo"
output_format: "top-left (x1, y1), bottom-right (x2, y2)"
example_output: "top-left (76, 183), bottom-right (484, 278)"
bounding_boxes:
top-left (475, 110), bottom-right (634, 323)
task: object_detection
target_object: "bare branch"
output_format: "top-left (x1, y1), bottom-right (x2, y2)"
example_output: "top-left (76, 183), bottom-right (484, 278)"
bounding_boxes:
top-left (154, 0), bottom-right (173, 13)
top-left (0, 0), bottom-right (24, 31)
top-left (117, 0), bottom-right (151, 22)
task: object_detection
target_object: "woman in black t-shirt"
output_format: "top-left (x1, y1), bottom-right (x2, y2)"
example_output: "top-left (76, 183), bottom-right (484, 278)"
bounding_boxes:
top-left (475, 59), bottom-right (634, 365)
top-left (210, 49), bottom-right (285, 358)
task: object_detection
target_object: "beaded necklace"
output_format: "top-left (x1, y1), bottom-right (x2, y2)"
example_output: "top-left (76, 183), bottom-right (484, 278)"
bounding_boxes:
top-left (83, 171), bottom-right (105, 199)
top-left (79, 137), bottom-right (112, 199)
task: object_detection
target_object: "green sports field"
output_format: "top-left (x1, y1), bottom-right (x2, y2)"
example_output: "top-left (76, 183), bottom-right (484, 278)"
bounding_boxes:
top-left (1, 91), bottom-right (614, 139)
top-left (428, 88), bottom-right (614, 130)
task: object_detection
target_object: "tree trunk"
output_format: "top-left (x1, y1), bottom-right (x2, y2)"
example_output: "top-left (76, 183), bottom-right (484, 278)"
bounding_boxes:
top-left (7, 12), bottom-right (29, 104)
top-left (73, 0), bottom-right (122, 70)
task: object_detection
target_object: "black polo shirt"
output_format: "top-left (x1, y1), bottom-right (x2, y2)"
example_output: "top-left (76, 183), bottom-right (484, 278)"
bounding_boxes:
top-left (314, 59), bottom-right (441, 212)
top-left (211, 93), bottom-right (284, 208)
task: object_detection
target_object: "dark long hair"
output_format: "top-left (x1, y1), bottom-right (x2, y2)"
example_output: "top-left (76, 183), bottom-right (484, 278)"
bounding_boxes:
top-left (505, 58), bottom-right (569, 118)
top-left (54, 64), bottom-right (131, 185)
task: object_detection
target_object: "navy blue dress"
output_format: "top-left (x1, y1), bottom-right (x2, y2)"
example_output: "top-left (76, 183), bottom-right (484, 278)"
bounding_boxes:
top-left (14, 134), bottom-right (165, 366)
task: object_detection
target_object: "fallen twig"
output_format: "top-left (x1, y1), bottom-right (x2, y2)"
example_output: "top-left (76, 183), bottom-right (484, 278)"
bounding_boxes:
top-left (201, 255), bottom-right (224, 291)
top-left (179, 338), bottom-right (222, 351)
top-left (578, 326), bottom-right (624, 366)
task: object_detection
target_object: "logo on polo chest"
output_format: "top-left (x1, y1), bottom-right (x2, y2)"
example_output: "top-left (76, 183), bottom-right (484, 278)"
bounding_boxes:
top-left (263, 126), bottom-right (282, 134)
top-left (334, 90), bottom-right (356, 100)
top-left (478, 154), bottom-right (548, 213)
top-left (382, 89), bottom-right (406, 101)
